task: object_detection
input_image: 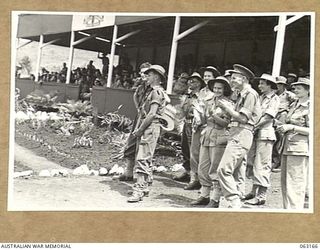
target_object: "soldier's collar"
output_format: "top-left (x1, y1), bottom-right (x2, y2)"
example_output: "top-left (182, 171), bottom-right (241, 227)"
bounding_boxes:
top-left (262, 90), bottom-right (276, 98)
top-left (239, 84), bottom-right (251, 97)
top-left (296, 98), bottom-right (309, 107)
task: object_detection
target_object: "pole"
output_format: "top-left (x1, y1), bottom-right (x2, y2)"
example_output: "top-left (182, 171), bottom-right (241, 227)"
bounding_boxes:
top-left (176, 21), bottom-right (209, 41)
top-left (66, 31), bottom-right (75, 84)
top-left (274, 14), bottom-right (305, 32)
top-left (35, 34), bottom-right (44, 82)
top-left (272, 14), bottom-right (287, 77)
top-left (166, 16), bottom-right (181, 94)
top-left (107, 25), bottom-right (118, 88)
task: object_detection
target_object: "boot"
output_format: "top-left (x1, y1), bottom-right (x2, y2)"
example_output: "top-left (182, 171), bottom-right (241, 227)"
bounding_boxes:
top-left (242, 184), bottom-right (259, 201)
top-left (206, 200), bottom-right (220, 208)
top-left (206, 181), bottom-right (221, 208)
top-left (119, 158), bottom-right (134, 181)
top-left (245, 186), bottom-right (267, 206)
top-left (172, 171), bottom-right (190, 182)
top-left (184, 180), bottom-right (201, 190)
top-left (191, 196), bottom-right (210, 206)
top-left (184, 172), bottom-right (200, 190)
top-left (127, 182), bottom-right (149, 203)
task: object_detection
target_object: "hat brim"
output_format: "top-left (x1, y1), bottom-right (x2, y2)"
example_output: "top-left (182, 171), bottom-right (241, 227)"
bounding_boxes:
top-left (276, 81), bottom-right (288, 85)
top-left (144, 68), bottom-right (166, 81)
top-left (158, 114), bottom-right (175, 131)
top-left (291, 82), bottom-right (310, 87)
top-left (208, 79), bottom-right (232, 96)
top-left (188, 76), bottom-right (206, 89)
top-left (228, 69), bottom-right (255, 80)
top-left (253, 77), bottom-right (278, 90)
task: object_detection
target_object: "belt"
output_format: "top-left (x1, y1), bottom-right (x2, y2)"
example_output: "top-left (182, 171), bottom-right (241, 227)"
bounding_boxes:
top-left (185, 118), bottom-right (193, 124)
top-left (229, 121), bottom-right (254, 131)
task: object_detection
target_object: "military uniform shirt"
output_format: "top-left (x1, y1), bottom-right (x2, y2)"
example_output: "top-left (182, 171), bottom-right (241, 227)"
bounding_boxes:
top-left (233, 84), bottom-right (261, 126)
top-left (283, 99), bottom-right (310, 156)
top-left (181, 92), bottom-right (199, 121)
top-left (256, 90), bottom-right (280, 141)
top-left (142, 85), bottom-right (168, 118)
top-left (278, 90), bottom-right (296, 113)
top-left (201, 96), bottom-right (232, 146)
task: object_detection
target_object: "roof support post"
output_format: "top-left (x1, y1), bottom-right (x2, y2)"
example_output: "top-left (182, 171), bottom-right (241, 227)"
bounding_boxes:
top-left (167, 18), bottom-right (208, 94)
top-left (17, 40), bottom-right (33, 50)
top-left (107, 25), bottom-right (118, 88)
top-left (166, 16), bottom-right (181, 95)
top-left (175, 21), bottom-right (209, 41)
top-left (106, 27), bottom-right (140, 87)
top-left (272, 14), bottom-right (287, 77)
top-left (35, 34), bottom-right (44, 82)
top-left (274, 14), bottom-right (305, 32)
top-left (73, 34), bottom-right (96, 46)
top-left (41, 38), bottom-right (61, 49)
top-left (66, 31), bottom-right (75, 84)
top-left (115, 30), bottom-right (140, 43)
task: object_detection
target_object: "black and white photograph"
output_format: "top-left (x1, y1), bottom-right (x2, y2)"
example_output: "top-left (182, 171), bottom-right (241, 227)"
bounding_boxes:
top-left (9, 11), bottom-right (314, 212)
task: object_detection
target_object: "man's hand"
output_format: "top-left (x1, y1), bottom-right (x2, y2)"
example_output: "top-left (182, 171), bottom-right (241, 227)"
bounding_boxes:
top-left (276, 124), bottom-right (295, 133)
top-left (217, 99), bottom-right (233, 112)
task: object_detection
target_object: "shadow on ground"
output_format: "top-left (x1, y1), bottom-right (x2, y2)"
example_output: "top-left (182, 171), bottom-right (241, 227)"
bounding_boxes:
top-left (153, 175), bottom-right (186, 189)
top-left (99, 177), bottom-right (133, 197)
top-left (154, 193), bottom-right (194, 208)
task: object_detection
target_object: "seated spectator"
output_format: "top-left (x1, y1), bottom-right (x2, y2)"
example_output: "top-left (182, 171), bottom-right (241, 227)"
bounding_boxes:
top-left (93, 70), bottom-right (106, 87)
top-left (113, 73), bottom-right (123, 88)
top-left (73, 71), bottom-right (83, 85)
top-left (50, 72), bottom-right (58, 82)
top-left (122, 70), bottom-right (133, 89)
top-left (79, 76), bottom-right (92, 101)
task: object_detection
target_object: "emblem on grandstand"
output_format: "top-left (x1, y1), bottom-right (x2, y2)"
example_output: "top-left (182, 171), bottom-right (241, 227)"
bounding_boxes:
top-left (83, 15), bottom-right (105, 28)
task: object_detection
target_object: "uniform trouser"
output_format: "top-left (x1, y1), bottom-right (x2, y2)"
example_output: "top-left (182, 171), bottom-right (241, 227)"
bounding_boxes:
top-left (234, 155), bottom-right (246, 198)
top-left (181, 123), bottom-right (192, 172)
top-left (123, 134), bottom-right (138, 160)
top-left (281, 155), bottom-right (309, 209)
top-left (218, 138), bottom-right (251, 201)
top-left (123, 115), bottom-right (141, 160)
top-left (253, 140), bottom-right (274, 188)
top-left (198, 144), bottom-right (226, 187)
top-left (272, 132), bottom-right (282, 167)
top-left (135, 123), bottom-right (161, 179)
top-left (190, 128), bottom-right (202, 180)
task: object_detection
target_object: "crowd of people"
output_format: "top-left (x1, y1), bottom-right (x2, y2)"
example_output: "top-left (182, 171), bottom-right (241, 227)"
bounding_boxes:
top-left (116, 61), bottom-right (310, 210)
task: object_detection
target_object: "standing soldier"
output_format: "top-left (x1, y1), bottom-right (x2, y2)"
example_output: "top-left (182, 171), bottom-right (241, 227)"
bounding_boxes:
top-left (191, 76), bottom-right (233, 207)
top-left (244, 74), bottom-right (280, 205)
top-left (184, 68), bottom-right (219, 190)
top-left (216, 64), bottom-right (261, 208)
top-left (276, 78), bottom-right (310, 209)
top-left (127, 65), bottom-right (171, 203)
top-left (117, 62), bottom-right (152, 181)
top-left (183, 73), bottom-right (206, 190)
top-left (272, 76), bottom-right (296, 172)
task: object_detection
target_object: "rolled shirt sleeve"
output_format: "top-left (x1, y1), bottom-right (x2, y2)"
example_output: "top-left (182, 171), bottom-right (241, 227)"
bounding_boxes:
top-left (264, 95), bottom-right (280, 118)
top-left (239, 92), bottom-right (257, 120)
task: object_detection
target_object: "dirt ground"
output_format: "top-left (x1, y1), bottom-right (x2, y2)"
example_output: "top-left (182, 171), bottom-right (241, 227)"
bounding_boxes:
top-left (11, 142), bottom-right (287, 211)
